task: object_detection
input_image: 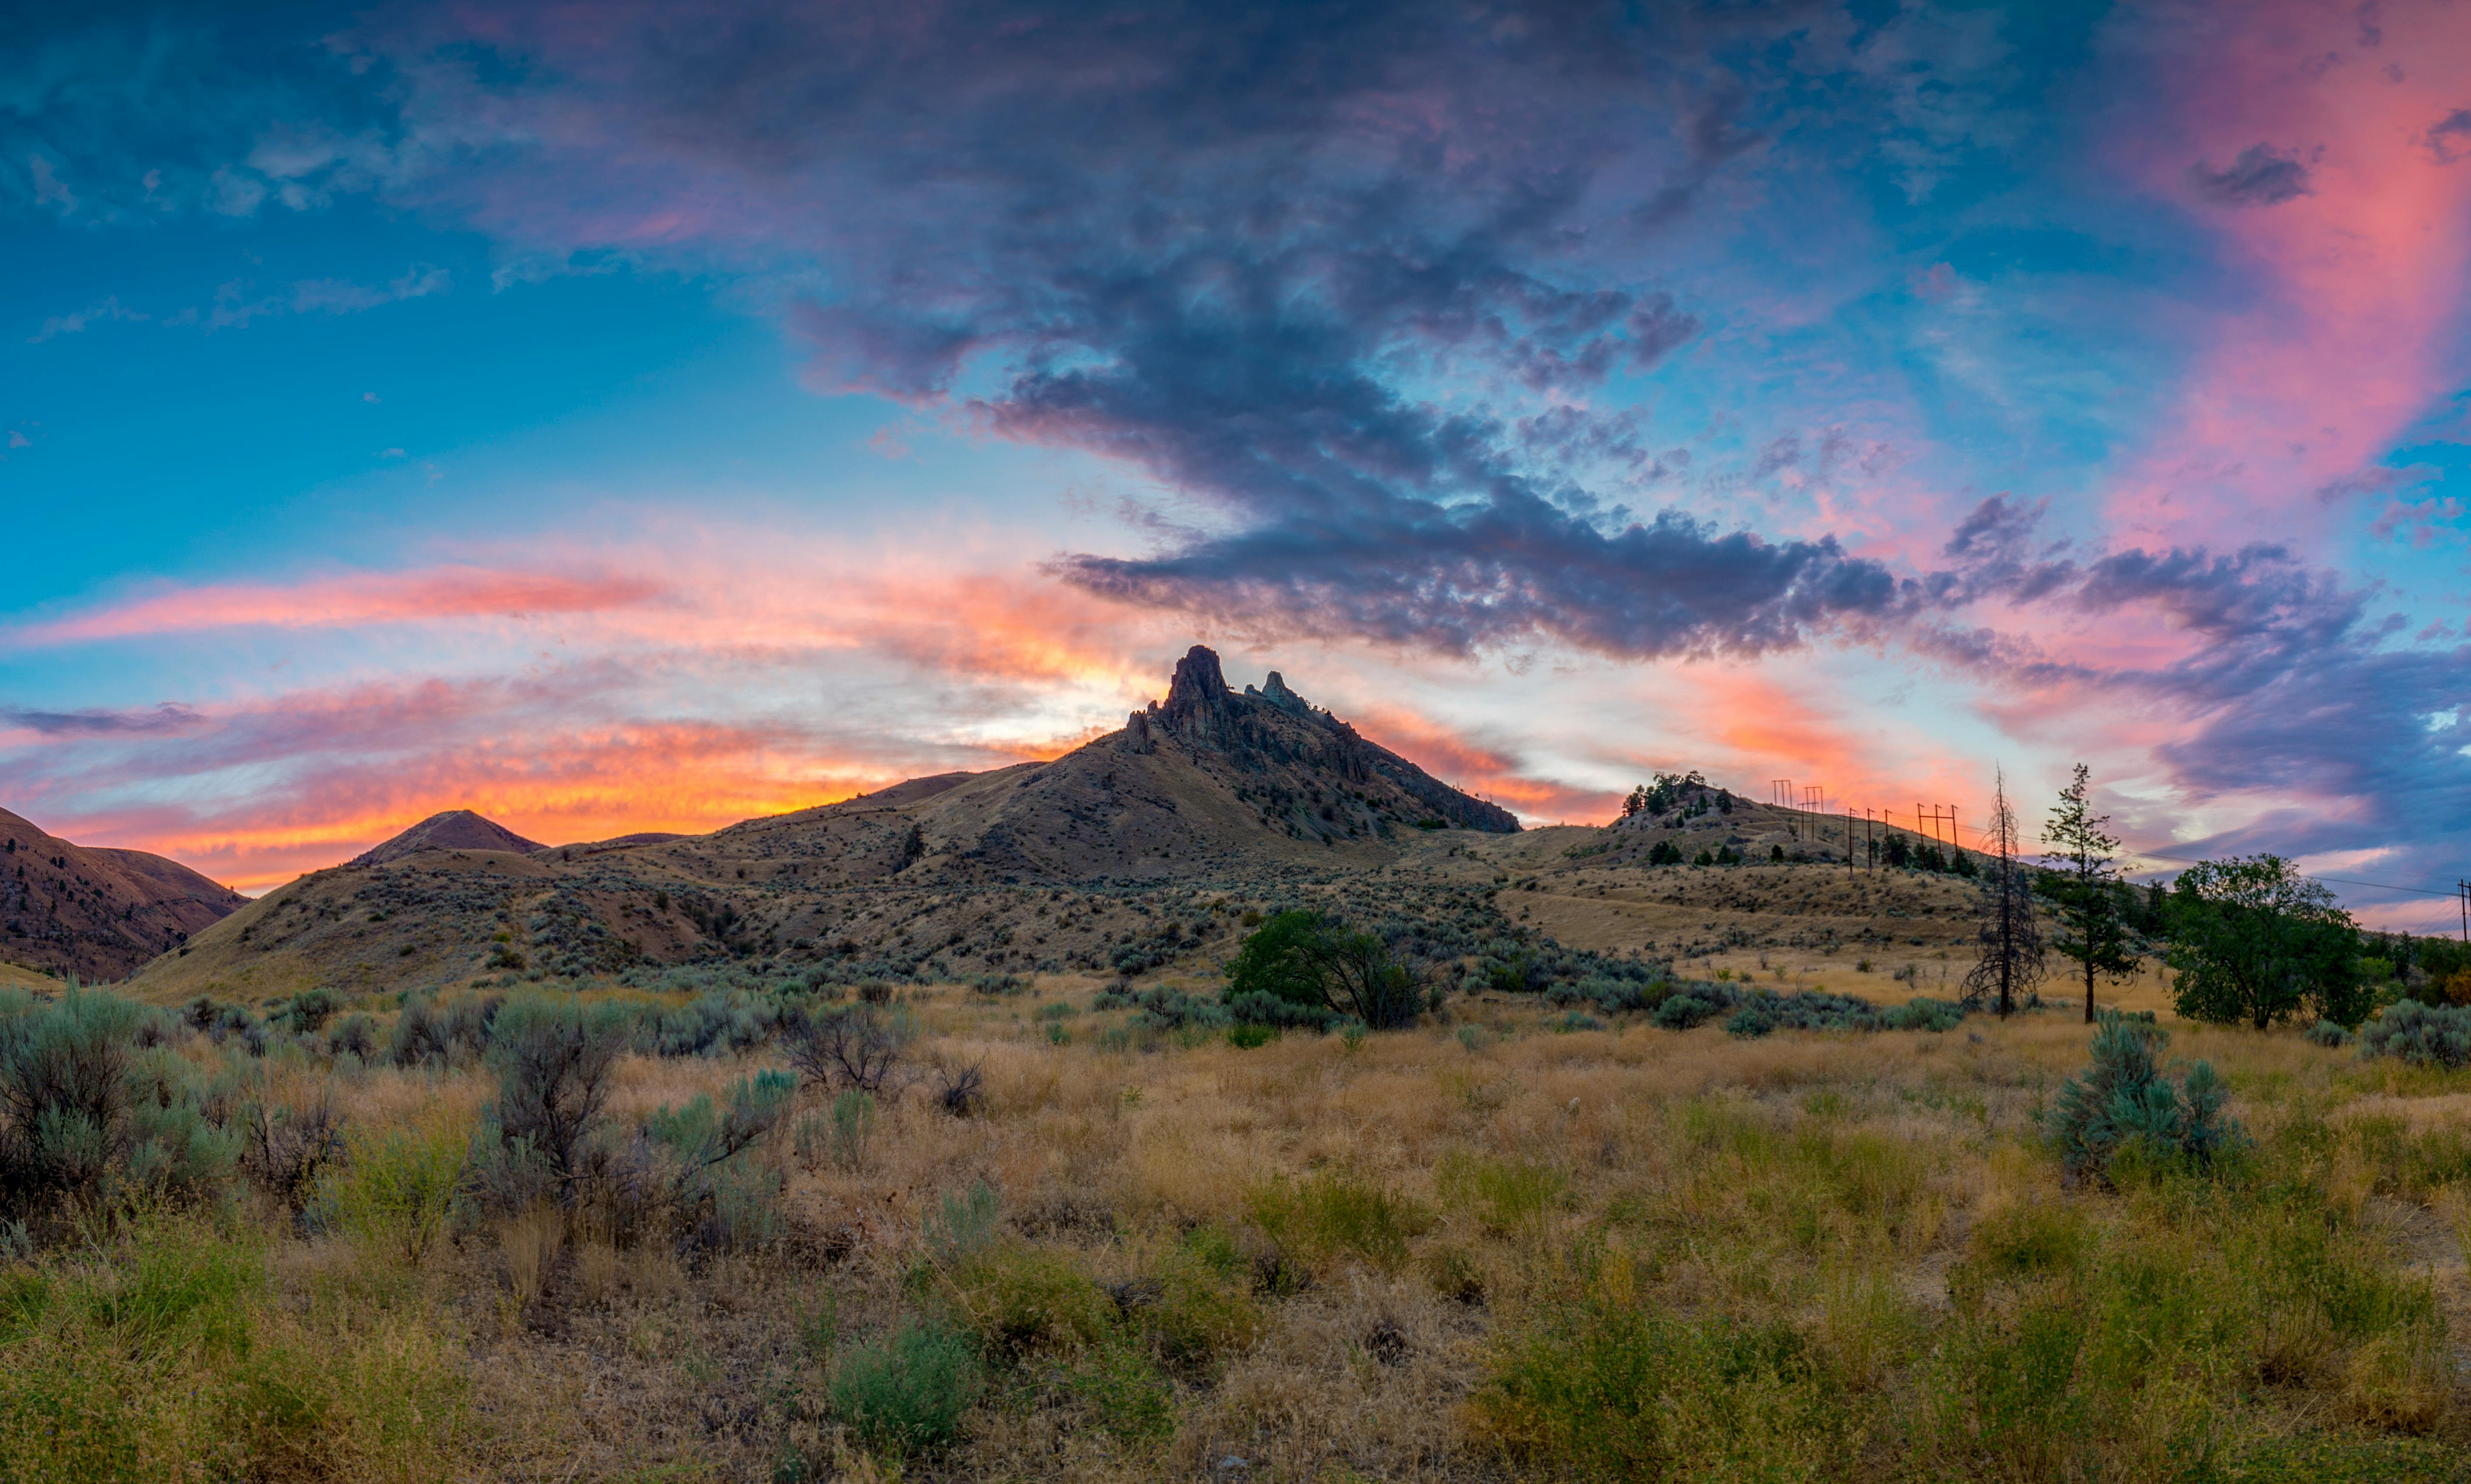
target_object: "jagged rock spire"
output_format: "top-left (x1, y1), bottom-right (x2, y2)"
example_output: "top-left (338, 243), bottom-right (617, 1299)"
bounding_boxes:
top-left (1160, 645), bottom-right (1232, 717)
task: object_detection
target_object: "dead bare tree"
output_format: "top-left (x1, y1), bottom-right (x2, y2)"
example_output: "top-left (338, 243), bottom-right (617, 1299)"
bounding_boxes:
top-left (1962, 768), bottom-right (2048, 1018)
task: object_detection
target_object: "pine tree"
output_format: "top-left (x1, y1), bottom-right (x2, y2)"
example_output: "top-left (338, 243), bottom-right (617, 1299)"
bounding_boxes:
top-left (2042, 764), bottom-right (2140, 1023)
top-left (1962, 769), bottom-right (2047, 1018)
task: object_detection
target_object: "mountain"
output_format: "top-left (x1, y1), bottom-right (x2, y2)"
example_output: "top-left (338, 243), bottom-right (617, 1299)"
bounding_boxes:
top-left (122, 647), bottom-right (1522, 1000)
top-left (352, 810), bottom-right (548, 866)
top-left (0, 808), bottom-right (249, 981)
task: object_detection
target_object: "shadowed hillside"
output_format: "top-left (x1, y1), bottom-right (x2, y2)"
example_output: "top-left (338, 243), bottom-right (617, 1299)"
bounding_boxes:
top-left (0, 807), bottom-right (247, 980)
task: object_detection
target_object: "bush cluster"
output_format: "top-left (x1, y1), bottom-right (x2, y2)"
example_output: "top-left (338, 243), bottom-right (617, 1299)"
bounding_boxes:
top-left (2047, 1010), bottom-right (2244, 1181)
top-left (2355, 999), bottom-right (2471, 1069)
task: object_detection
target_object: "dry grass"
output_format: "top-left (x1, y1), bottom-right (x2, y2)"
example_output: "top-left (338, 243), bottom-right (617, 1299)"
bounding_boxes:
top-left (7, 982), bottom-right (2469, 1481)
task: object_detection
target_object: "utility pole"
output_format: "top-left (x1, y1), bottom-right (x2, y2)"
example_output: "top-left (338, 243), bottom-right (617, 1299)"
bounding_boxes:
top-left (2460, 879), bottom-right (2468, 943)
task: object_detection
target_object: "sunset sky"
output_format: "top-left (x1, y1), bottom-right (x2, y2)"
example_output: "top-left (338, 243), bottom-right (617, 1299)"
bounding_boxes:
top-left (3, 1), bottom-right (2468, 926)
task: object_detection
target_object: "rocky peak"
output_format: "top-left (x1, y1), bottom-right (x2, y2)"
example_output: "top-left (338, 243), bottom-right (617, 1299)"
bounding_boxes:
top-left (1160, 645), bottom-right (1234, 720)
top-left (1246, 669), bottom-right (1318, 718)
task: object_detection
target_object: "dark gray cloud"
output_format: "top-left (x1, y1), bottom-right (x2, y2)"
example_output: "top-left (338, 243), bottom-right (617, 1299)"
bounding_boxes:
top-left (2428, 108), bottom-right (2471, 164)
top-left (1, 702), bottom-right (204, 736)
top-left (1057, 498), bottom-right (1908, 659)
top-left (363, 0), bottom-right (1933, 661)
top-left (2186, 143), bottom-right (2311, 207)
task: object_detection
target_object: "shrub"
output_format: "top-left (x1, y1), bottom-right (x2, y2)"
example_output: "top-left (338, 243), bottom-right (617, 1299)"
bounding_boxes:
top-left (325, 1012), bottom-right (378, 1061)
top-left (2304, 1019), bottom-right (2356, 1049)
top-left (818, 1089), bottom-right (876, 1168)
top-left (1226, 1023), bottom-right (1280, 1049)
top-left (1652, 995), bottom-right (1720, 1031)
top-left (1222, 988), bottom-right (1339, 1030)
top-left (273, 989), bottom-right (339, 1036)
top-left (236, 1092), bottom-right (344, 1215)
top-left (925, 1179), bottom-right (1001, 1263)
top-left (1725, 1005), bottom-right (1775, 1038)
top-left (1468, 1304), bottom-right (1849, 1481)
top-left (2047, 1010), bottom-right (2245, 1180)
top-left (781, 1003), bottom-right (913, 1092)
top-left (932, 1061), bottom-right (986, 1116)
top-left (1063, 1342), bottom-right (1176, 1442)
top-left (314, 1120), bottom-right (466, 1263)
top-left (643, 1069), bottom-right (794, 1250)
top-left (0, 987), bottom-right (241, 1228)
top-left (1141, 1245), bottom-right (1262, 1365)
top-left (387, 993), bottom-right (498, 1068)
top-left (830, 1318), bottom-right (983, 1456)
top-left (944, 1243), bottom-right (1115, 1356)
top-left (649, 992), bottom-right (770, 1057)
top-left (2355, 1000), bottom-right (2471, 1069)
top-left (1130, 986), bottom-right (1229, 1032)
top-left (482, 996), bottom-right (628, 1202)
top-left (1884, 998), bottom-right (1966, 1033)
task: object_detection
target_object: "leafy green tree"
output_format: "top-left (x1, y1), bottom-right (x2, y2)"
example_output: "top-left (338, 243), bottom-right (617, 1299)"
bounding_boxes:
top-left (1306, 928), bottom-right (1429, 1029)
top-left (2041, 764), bottom-right (2140, 1024)
top-left (2166, 856), bottom-right (2367, 1029)
top-left (1222, 911), bottom-right (1428, 1029)
top-left (1222, 910), bottom-right (1329, 1010)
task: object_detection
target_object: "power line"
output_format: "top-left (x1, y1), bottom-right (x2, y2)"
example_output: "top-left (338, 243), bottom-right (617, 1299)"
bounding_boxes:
top-left (2112, 845), bottom-right (2457, 899)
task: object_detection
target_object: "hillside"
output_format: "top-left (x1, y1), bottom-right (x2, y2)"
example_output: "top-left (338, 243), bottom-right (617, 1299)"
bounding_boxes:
top-left (123, 648), bottom-right (1526, 1001)
top-left (353, 809), bottom-right (547, 865)
top-left (121, 659), bottom-right (2029, 1009)
top-left (0, 807), bottom-right (249, 981)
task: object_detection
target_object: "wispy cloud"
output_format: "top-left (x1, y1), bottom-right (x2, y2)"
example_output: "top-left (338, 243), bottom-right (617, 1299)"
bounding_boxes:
top-left (12, 567), bottom-right (669, 643)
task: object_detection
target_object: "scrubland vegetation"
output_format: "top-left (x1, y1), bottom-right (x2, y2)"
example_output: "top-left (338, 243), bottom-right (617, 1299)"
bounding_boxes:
top-left (5, 951), bottom-right (2470, 1483)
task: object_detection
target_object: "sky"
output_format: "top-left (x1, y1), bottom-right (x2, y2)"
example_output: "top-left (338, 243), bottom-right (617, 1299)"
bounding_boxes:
top-left (1, 0), bottom-right (2467, 929)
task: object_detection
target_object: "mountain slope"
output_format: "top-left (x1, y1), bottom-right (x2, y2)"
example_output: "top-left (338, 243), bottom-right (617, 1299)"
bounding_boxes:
top-left (123, 647), bottom-right (1522, 999)
top-left (0, 808), bottom-right (248, 981)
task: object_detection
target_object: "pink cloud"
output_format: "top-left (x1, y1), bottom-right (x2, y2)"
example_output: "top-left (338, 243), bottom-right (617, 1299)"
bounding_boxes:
top-left (2107, 0), bottom-right (2471, 544)
top-left (14, 566), bottom-right (670, 643)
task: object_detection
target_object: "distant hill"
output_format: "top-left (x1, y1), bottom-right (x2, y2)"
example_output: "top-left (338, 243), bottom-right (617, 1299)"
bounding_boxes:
top-left (0, 807), bottom-right (248, 981)
top-left (124, 647), bottom-right (1524, 1000)
top-left (352, 810), bottom-right (547, 866)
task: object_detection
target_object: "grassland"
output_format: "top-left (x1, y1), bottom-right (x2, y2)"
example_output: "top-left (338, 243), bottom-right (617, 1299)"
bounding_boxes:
top-left (6, 967), bottom-right (2469, 1483)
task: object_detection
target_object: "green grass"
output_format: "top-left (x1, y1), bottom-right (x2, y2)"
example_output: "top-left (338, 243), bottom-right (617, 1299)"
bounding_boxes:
top-left (829, 1317), bottom-right (984, 1457)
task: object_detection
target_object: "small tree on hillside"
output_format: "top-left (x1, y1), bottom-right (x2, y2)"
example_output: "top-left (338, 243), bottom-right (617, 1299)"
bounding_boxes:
top-left (2166, 856), bottom-right (2368, 1029)
top-left (2041, 764), bottom-right (2140, 1024)
top-left (1962, 770), bottom-right (2047, 1018)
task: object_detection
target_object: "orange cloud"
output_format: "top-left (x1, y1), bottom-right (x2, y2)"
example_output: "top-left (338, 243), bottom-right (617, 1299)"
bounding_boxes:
top-left (1345, 700), bottom-right (1617, 822)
